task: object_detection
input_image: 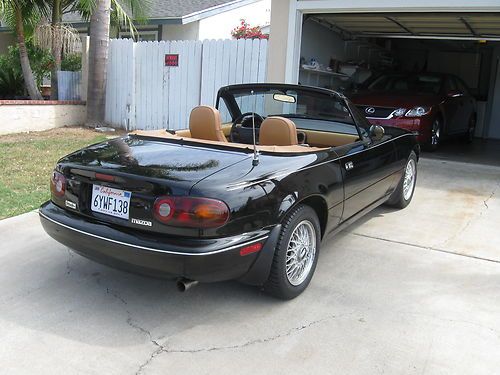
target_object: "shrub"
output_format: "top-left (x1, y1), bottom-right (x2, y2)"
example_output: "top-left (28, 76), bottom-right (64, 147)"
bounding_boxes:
top-left (61, 53), bottom-right (82, 71)
top-left (0, 42), bottom-right (53, 98)
top-left (231, 19), bottom-right (269, 40)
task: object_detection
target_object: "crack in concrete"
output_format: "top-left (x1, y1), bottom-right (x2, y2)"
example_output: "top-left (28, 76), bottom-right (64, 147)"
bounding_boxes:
top-left (134, 312), bottom-right (349, 374)
top-left (351, 232), bottom-right (500, 265)
top-left (439, 180), bottom-right (500, 248)
top-left (90, 274), bottom-right (166, 375)
top-left (482, 181), bottom-right (499, 209)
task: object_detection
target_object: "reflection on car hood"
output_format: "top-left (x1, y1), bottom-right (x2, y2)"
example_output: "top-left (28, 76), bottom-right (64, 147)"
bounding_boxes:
top-left (349, 90), bottom-right (441, 108)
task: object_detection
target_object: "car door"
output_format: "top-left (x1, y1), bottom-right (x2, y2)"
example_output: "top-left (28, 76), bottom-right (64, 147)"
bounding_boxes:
top-left (455, 77), bottom-right (475, 131)
top-left (335, 105), bottom-right (400, 222)
top-left (441, 76), bottom-right (462, 135)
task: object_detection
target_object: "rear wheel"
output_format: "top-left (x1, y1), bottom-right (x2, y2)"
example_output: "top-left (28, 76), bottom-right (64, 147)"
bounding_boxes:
top-left (427, 117), bottom-right (442, 151)
top-left (264, 205), bottom-right (320, 300)
top-left (386, 151), bottom-right (418, 209)
top-left (462, 114), bottom-right (476, 144)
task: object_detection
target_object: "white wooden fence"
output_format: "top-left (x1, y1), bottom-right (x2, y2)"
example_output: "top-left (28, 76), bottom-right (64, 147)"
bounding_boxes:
top-left (105, 38), bottom-right (268, 130)
top-left (57, 71), bottom-right (81, 100)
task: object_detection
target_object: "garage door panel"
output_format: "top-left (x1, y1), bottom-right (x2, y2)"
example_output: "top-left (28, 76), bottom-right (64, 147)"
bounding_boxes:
top-left (316, 12), bottom-right (500, 39)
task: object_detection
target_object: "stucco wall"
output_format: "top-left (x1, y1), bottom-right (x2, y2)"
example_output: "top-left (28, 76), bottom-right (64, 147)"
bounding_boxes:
top-left (161, 22), bottom-right (200, 41)
top-left (198, 0), bottom-right (271, 40)
top-left (0, 102), bottom-right (86, 135)
top-left (266, 0), bottom-right (291, 82)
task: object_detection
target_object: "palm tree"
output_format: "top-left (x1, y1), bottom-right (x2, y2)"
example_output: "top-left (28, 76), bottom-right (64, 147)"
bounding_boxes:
top-left (79, 0), bottom-right (147, 126)
top-left (85, 0), bottom-right (111, 126)
top-left (0, 0), bottom-right (44, 99)
top-left (33, 0), bottom-right (80, 99)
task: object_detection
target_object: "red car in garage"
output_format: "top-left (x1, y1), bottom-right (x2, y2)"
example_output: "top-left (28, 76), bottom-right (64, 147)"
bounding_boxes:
top-left (349, 73), bottom-right (476, 150)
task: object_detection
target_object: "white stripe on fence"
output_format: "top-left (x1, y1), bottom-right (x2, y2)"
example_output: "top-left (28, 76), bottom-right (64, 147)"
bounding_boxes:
top-left (105, 38), bottom-right (268, 131)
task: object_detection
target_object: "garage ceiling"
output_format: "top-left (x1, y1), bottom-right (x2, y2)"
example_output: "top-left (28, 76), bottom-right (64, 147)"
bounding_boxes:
top-left (313, 12), bottom-right (500, 40)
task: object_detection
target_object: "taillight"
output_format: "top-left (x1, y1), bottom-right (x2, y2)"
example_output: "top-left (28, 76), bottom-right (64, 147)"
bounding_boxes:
top-left (153, 196), bottom-right (229, 228)
top-left (50, 171), bottom-right (66, 197)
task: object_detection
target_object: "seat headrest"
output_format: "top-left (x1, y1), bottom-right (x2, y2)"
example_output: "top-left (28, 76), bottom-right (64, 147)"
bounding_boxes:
top-left (189, 106), bottom-right (227, 143)
top-left (259, 116), bottom-right (298, 146)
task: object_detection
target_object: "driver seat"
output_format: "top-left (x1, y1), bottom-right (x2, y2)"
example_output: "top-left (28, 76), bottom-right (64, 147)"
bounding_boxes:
top-left (259, 116), bottom-right (298, 146)
top-left (189, 106), bottom-right (228, 143)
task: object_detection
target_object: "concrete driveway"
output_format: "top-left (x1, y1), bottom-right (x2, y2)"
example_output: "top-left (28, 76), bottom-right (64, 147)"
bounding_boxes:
top-left (1, 158), bottom-right (499, 375)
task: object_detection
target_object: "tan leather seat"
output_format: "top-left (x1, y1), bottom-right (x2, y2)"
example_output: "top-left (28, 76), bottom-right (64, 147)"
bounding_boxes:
top-left (189, 106), bottom-right (228, 142)
top-left (259, 116), bottom-right (298, 146)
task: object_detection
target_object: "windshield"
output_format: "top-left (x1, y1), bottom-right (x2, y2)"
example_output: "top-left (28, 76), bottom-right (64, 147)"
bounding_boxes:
top-left (368, 74), bottom-right (443, 95)
top-left (217, 86), bottom-right (360, 135)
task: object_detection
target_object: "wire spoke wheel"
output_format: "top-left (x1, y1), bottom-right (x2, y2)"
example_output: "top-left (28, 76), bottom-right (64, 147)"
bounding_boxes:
top-left (403, 159), bottom-right (416, 201)
top-left (285, 220), bottom-right (317, 286)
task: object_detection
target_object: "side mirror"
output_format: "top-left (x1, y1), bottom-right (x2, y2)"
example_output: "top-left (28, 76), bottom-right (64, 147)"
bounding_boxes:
top-left (447, 90), bottom-right (463, 98)
top-left (370, 125), bottom-right (385, 141)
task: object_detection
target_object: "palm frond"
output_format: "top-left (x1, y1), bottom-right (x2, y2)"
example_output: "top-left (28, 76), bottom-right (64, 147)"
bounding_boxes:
top-left (110, 0), bottom-right (136, 37)
top-left (0, 0), bottom-right (48, 39)
top-left (33, 22), bottom-right (82, 53)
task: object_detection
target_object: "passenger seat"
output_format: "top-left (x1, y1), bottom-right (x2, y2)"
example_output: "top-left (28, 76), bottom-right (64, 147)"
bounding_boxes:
top-left (259, 117), bottom-right (298, 146)
top-left (189, 106), bottom-right (228, 142)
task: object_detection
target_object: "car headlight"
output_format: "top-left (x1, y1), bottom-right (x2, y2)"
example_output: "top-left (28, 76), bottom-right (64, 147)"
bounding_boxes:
top-left (405, 106), bottom-right (431, 117)
top-left (391, 108), bottom-right (407, 117)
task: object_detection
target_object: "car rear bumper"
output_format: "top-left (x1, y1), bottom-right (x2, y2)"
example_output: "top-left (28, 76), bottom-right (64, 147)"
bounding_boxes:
top-left (367, 117), bottom-right (433, 143)
top-left (39, 201), bottom-right (280, 285)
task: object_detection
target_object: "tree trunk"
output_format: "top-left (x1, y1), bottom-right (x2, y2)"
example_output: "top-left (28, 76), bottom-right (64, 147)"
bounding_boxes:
top-left (86, 0), bottom-right (111, 127)
top-left (50, 0), bottom-right (62, 100)
top-left (15, 7), bottom-right (43, 100)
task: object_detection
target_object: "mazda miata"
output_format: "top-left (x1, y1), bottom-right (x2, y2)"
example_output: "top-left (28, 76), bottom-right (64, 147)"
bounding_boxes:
top-left (40, 83), bottom-right (419, 299)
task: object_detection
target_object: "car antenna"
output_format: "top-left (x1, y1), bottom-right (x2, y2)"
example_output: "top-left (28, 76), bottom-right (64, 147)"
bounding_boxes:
top-left (251, 90), bottom-right (260, 166)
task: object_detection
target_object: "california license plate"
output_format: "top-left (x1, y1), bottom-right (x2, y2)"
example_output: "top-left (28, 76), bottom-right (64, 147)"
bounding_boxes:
top-left (91, 185), bottom-right (131, 220)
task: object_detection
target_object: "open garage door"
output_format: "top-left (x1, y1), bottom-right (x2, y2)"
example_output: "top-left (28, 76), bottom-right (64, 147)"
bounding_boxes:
top-left (297, 12), bottom-right (500, 155)
top-left (319, 13), bottom-right (500, 41)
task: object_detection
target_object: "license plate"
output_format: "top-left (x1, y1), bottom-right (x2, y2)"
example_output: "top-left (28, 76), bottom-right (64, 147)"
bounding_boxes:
top-left (91, 185), bottom-right (131, 220)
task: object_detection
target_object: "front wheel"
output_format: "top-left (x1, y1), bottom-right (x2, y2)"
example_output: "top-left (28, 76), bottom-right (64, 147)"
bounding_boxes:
top-left (264, 205), bottom-right (320, 300)
top-left (462, 115), bottom-right (476, 144)
top-left (427, 118), bottom-right (442, 151)
top-left (386, 151), bottom-right (418, 209)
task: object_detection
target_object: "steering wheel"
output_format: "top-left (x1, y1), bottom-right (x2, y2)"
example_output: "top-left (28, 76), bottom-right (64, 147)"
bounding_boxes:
top-left (230, 112), bottom-right (265, 143)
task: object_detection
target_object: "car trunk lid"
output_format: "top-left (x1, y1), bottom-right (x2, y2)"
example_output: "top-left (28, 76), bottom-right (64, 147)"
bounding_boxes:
top-left (56, 136), bottom-right (251, 236)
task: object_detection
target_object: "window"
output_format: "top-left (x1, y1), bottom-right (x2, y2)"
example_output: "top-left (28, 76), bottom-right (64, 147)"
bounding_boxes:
top-left (369, 74), bottom-right (443, 95)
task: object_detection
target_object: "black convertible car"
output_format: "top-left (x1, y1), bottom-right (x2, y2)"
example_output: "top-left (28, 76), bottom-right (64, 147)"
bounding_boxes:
top-left (40, 83), bottom-right (419, 299)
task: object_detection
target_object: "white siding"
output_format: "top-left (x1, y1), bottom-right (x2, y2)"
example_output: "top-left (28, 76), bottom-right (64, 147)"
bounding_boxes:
top-left (198, 0), bottom-right (271, 40)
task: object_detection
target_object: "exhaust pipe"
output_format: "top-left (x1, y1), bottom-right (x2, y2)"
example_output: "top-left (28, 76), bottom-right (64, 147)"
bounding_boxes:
top-left (176, 278), bottom-right (199, 292)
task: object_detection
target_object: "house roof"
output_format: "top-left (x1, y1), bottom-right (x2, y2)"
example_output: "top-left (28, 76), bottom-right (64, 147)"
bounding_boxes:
top-left (62, 0), bottom-right (258, 25)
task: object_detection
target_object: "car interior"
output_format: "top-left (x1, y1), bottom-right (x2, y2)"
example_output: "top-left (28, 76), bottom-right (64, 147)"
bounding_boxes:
top-left (171, 105), bottom-right (360, 150)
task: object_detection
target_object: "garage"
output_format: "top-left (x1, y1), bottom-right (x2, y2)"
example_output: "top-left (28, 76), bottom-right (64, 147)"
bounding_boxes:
top-left (267, 1), bottom-right (500, 162)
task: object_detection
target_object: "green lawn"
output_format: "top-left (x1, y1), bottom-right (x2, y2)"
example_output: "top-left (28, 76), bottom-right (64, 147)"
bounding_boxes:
top-left (0, 127), bottom-right (118, 219)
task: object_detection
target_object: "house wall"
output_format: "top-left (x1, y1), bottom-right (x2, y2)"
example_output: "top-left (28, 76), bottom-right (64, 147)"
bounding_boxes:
top-left (267, 0), bottom-right (291, 82)
top-left (161, 22), bottom-right (200, 41)
top-left (300, 18), bottom-right (346, 67)
top-left (198, 0), bottom-right (271, 40)
top-left (0, 102), bottom-right (86, 135)
top-left (0, 32), bottom-right (15, 54)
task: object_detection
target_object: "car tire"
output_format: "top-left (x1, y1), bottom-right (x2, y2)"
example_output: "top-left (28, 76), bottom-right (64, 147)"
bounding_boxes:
top-left (427, 117), bottom-right (442, 151)
top-left (263, 204), bottom-right (321, 300)
top-left (386, 151), bottom-right (418, 209)
top-left (462, 114), bottom-right (476, 144)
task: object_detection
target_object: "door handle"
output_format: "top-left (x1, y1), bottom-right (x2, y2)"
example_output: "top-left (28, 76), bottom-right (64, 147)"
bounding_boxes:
top-left (345, 161), bottom-right (354, 170)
